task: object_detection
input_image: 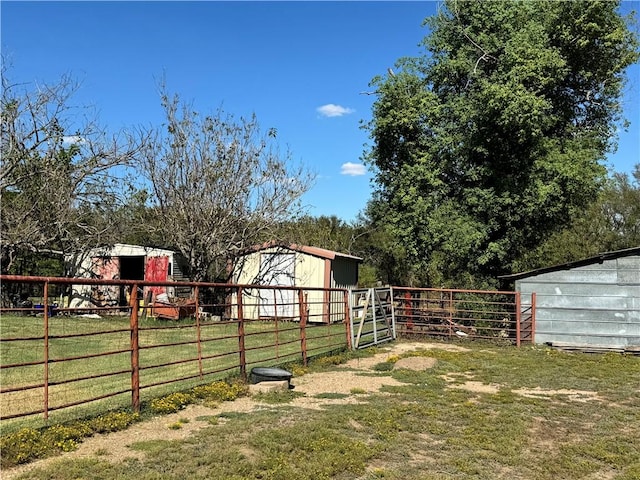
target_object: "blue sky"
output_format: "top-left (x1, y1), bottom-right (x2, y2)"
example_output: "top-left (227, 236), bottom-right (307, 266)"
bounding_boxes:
top-left (2, 1), bottom-right (638, 223)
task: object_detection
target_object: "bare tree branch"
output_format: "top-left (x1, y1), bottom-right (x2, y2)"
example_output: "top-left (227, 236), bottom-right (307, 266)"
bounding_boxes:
top-left (1, 65), bottom-right (148, 273)
top-left (137, 86), bottom-right (315, 281)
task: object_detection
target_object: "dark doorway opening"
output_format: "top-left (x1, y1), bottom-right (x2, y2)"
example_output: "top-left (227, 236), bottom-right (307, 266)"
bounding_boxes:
top-left (119, 256), bottom-right (145, 305)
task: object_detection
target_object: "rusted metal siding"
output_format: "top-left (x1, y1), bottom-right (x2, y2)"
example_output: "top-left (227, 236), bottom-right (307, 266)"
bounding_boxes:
top-left (92, 256), bottom-right (120, 306)
top-left (515, 254), bottom-right (640, 350)
top-left (68, 244), bottom-right (176, 308)
top-left (144, 255), bottom-right (169, 298)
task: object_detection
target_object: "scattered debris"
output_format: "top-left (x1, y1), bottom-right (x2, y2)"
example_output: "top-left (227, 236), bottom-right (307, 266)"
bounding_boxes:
top-left (152, 297), bottom-right (197, 320)
top-left (548, 342), bottom-right (640, 356)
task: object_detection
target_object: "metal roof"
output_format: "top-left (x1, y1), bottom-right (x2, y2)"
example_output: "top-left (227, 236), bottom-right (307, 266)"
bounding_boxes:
top-left (499, 246), bottom-right (640, 281)
top-left (83, 243), bottom-right (176, 257)
top-left (241, 241), bottom-right (362, 262)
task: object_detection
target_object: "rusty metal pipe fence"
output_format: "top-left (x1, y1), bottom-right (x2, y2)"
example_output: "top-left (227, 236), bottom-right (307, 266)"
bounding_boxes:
top-left (391, 286), bottom-right (535, 345)
top-left (1, 276), bottom-right (535, 427)
top-left (0, 275), bottom-right (352, 425)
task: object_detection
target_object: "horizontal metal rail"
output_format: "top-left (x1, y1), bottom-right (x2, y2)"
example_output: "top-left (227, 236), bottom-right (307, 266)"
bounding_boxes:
top-left (391, 286), bottom-right (534, 345)
top-left (0, 275), bottom-right (351, 424)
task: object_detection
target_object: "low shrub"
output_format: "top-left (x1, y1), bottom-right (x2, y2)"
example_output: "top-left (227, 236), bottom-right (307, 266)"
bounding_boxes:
top-left (150, 380), bottom-right (249, 414)
top-left (88, 411), bottom-right (140, 433)
top-left (150, 392), bottom-right (195, 414)
top-left (192, 380), bottom-right (247, 402)
top-left (312, 354), bottom-right (349, 367)
top-left (0, 410), bottom-right (140, 468)
top-left (0, 428), bottom-right (48, 467)
top-left (373, 362), bottom-right (395, 371)
top-left (41, 423), bottom-right (92, 452)
top-left (290, 365), bottom-right (309, 376)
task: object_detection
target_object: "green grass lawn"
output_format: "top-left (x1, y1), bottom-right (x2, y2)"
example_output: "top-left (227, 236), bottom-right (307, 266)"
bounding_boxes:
top-left (0, 314), bottom-right (347, 431)
top-left (5, 340), bottom-right (640, 480)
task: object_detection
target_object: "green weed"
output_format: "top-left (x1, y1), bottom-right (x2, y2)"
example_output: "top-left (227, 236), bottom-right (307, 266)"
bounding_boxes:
top-left (313, 392), bottom-right (349, 399)
top-left (0, 410), bottom-right (139, 468)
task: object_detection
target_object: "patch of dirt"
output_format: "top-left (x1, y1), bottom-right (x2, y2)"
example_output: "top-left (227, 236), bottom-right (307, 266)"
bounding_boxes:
top-left (386, 341), bottom-right (471, 354)
top-left (448, 380), bottom-right (501, 395)
top-left (0, 341), bottom-right (484, 480)
top-left (513, 387), bottom-right (603, 402)
top-left (440, 371), bottom-right (502, 395)
top-left (440, 372), bottom-right (602, 402)
top-left (394, 356), bottom-right (438, 370)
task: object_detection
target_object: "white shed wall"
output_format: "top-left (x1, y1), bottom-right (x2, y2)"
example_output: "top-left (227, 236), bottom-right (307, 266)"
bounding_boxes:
top-left (231, 247), bottom-right (357, 322)
top-left (233, 248), bottom-right (327, 320)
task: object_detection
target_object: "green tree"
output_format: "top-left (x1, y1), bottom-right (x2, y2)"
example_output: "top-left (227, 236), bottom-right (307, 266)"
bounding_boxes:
top-left (513, 164), bottom-right (640, 272)
top-left (363, 0), bottom-right (639, 288)
top-left (278, 215), bottom-right (357, 253)
top-left (601, 165), bottom-right (640, 249)
top-left (351, 207), bottom-right (412, 286)
top-left (278, 214), bottom-right (382, 287)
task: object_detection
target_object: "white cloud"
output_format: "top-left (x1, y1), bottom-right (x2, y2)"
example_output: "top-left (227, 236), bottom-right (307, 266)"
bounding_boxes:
top-left (340, 162), bottom-right (366, 176)
top-left (62, 135), bottom-right (86, 145)
top-left (317, 104), bottom-right (354, 118)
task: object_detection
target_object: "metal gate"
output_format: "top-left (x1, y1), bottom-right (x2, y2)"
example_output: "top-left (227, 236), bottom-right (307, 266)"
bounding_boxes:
top-left (349, 287), bottom-right (396, 349)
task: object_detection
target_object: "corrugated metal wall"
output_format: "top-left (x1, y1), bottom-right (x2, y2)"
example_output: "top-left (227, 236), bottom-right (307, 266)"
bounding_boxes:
top-left (330, 256), bottom-right (359, 290)
top-left (516, 256), bottom-right (640, 349)
top-left (231, 247), bottom-right (359, 322)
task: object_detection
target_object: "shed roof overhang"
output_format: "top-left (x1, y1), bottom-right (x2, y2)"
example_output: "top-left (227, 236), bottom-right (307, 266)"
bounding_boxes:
top-left (240, 241), bottom-right (363, 262)
top-left (499, 246), bottom-right (640, 282)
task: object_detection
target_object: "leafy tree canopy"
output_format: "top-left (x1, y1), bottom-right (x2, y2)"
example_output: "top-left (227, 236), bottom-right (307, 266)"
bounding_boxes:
top-left (513, 163), bottom-right (640, 273)
top-left (138, 85), bottom-right (314, 281)
top-left (363, 0), bottom-right (639, 288)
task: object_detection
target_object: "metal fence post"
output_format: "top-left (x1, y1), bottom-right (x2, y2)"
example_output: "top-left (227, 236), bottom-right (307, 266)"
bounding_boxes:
top-left (515, 291), bottom-right (521, 347)
top-left (448, 290), bottom-right (454, 338)
top-left (43, 280), bottom-right (50, 420)
top-left (130, 284), bottom-right (140, 413)
top-left (195, 286), bottom-right (203, 379)
top-left (237, 287), bottom-right (247, 381)
top-left (390, 286), bottom-right (397, 340)
top-left (344, 290), bottom-right (352, 350)
top-left (298, 289), bottom-right (308, 366)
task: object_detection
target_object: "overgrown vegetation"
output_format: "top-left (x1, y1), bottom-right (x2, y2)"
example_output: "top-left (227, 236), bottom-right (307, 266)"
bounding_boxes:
top-left (3, 342), bottom-right (639, 479)
top-left (0, 411), bottom-right (140, 468)
top-left (149, 381), bottom-right (248, 414)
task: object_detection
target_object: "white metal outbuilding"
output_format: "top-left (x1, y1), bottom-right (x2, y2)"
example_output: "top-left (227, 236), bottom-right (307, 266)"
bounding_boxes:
top-left (231, 243), bottom-right (362, 322)
top-left (502, 247), bottom-right (640, 351)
